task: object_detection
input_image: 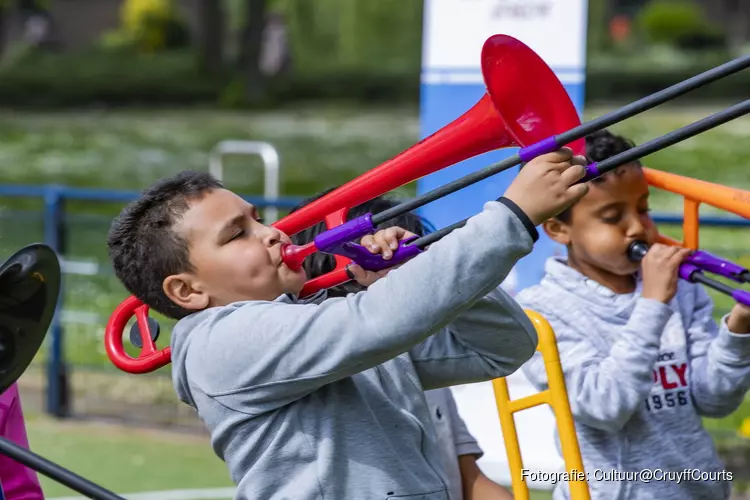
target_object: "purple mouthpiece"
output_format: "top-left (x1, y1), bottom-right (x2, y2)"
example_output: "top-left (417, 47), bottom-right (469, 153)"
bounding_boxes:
top-left (518, 137), bottom-right (559, 163)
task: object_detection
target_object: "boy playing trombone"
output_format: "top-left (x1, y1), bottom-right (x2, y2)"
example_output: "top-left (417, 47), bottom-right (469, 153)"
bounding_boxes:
top-left (516, 130), bottom-right (750, 500)
top-left (106, 148), bottom-right (588, 499)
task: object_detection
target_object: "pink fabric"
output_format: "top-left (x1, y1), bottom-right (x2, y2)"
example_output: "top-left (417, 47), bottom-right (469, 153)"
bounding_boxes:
top-left (0, 383), bottom-right (44, 499)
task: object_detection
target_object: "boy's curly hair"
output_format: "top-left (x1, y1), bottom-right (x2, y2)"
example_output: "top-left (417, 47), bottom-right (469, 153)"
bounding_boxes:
top-left (555, 129), bottom-right (641, 223)
top-left (289, 188), bottom-right (435, 297)
top-left (107, 170), bottom-right (223, 319)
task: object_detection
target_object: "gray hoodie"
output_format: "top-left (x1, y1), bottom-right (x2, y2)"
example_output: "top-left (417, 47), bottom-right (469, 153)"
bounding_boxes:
top-left (516, 256), bottom-right (750, 500)
top-left (169, 199), bottom-right (539, 500)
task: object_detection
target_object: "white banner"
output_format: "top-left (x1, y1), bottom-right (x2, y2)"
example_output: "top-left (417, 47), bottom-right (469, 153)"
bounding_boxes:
top-left (422, 0), bottom-right (588, 71)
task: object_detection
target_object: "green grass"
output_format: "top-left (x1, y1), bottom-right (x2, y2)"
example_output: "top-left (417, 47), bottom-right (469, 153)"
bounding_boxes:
top-left (24, 412), bottom-right (552, 499)
top-left (25, 413), bottom-right (234, 498)
top-left (0, 106), bottom-right (420, 196)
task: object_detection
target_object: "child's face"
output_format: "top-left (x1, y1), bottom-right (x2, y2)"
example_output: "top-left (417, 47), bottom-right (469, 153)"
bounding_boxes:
top-left (164, 188), bottom-right (307, 311)
top-left (545, 165), bottom-right (659, 279)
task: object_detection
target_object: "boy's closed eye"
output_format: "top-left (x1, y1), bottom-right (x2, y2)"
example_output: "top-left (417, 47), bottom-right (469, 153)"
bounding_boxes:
top-left (229, 229), bottom-right (246, 241)
top-left (599, 209), bottom-right (623, 224)
top-left (220, 211), bottom-right (264, 244)
top-left (228, 217), bottom-right (264, 242)
top-left (598, 204), bottom-right (651, 225)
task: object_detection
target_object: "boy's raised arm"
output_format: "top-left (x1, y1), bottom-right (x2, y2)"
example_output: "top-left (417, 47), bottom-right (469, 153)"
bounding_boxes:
top-left (177, 199), bottom-right (536, 414)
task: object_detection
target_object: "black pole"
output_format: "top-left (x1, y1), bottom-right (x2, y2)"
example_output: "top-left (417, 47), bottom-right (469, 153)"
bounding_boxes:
top-left (0, 437), bottom-right (125, 500)
top-left (409, 219), bottom-right (468, 249)
top-left (371, 153), bottom-right (521, 226)
top-left (406, 100), bottom-right (750, 251)
top-left (371, 54), bottom-right (750, 227)
top-left (590, 99), bottom-right (750, 178)
top-left (691, 273), bottom-right (738, 296)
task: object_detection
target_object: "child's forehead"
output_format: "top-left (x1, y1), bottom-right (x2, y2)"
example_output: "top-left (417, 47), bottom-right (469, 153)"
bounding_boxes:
top-left (579, 167), bottom-right (649, 206)
top-left (178, 189), bottom-right (253, 231)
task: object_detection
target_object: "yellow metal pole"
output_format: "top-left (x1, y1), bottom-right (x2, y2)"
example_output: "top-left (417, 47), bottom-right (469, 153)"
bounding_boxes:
top-left (492, 309), bottom-right (590, 500)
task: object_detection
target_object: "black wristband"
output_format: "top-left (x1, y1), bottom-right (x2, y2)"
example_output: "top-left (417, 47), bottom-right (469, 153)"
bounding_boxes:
top-left (497, 197), bottom-right (539, 243)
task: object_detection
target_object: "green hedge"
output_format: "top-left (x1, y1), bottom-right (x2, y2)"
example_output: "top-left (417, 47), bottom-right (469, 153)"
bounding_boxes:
top-left (0, 49), bottom-right (418, 108)
top-left (0, 49), bottom-right (747, 109)
top-left (585, 66), bottom-right (750, 103)
top-left (0, 49), bottom-right (220, 107)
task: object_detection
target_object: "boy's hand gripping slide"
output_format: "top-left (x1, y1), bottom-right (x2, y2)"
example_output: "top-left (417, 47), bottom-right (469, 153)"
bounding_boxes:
top-left (628, 241), bottom-right (750, 307)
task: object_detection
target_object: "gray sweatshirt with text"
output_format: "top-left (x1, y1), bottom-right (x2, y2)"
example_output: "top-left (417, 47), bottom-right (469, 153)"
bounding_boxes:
top-left (170, 199), bottom-right (539, 500)
top-left (516, 257), bottom-right (750, 500)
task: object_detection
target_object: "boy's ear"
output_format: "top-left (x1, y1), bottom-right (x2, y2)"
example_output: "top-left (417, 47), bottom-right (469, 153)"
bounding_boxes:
top-left (163, 273), bottom-right (209, 312)
top-left (542, 218), bottom-right (571, 246)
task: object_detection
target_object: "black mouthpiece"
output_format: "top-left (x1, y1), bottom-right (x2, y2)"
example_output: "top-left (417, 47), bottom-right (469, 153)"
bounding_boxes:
top-left (627, 241), bottom-right (649, 262)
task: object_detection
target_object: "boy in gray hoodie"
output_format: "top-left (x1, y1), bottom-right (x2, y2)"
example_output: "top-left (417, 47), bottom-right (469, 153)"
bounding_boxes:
top-left (106, 148), bottom-right (588, 500)
top-left (516, 130), bottom-right (750, 500)
top-left (289, 189), bottom-right (515, 500)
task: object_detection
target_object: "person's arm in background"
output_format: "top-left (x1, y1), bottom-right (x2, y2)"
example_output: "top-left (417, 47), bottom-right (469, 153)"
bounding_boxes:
top-left (442, 389), bottom-right (514, 499)
top-left (0, 383), bottom-right (45, 499)
top-left (459, 455), bottom-right (514, 500)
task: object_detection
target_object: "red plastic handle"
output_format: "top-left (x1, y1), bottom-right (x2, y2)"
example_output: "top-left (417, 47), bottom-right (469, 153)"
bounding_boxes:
top-left (104, 295), bottom-right (171, 374)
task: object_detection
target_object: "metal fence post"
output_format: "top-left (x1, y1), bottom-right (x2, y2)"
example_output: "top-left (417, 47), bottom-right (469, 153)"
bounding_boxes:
top-left (208, 141), bottom-right (282, 223)
top-left (43, 185), bottom-right (70, 418)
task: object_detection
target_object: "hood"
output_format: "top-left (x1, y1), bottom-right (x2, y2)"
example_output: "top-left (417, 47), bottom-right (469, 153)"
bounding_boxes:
top-left (529, 256), bottom-right (645, 324)
top-left (170, 310), bottom-right (207, 408)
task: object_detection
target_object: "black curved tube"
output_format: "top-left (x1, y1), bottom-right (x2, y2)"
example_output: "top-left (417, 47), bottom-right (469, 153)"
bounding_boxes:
top-left (0, 437), bottom-right (125, 500)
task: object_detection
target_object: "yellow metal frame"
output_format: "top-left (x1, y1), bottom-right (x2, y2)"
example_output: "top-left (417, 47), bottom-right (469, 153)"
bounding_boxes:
top-left (492, 309), bottom-right (590, 500)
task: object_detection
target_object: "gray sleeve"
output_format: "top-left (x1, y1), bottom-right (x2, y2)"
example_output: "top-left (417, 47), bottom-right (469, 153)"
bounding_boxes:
top-left (409, 286), bottom-right (538, 390)
top-left (184, 200), bottom-right (536, 415)
top-left (686, 284), bottom-right (750, 418)
top-left (443, 390), bottom-right (483, 458)
top-left (521, 298), bottom-right (674, 433)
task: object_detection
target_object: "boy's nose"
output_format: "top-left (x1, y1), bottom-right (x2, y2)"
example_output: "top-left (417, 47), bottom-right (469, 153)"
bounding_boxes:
top-left (626, 218), bottom-right (648, 240)
top-left (262, 226), bottom-right (283, 247)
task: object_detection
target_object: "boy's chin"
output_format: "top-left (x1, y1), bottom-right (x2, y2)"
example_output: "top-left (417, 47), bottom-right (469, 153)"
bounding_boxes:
top-left (284, 272), bottom-right (308, 295)
top-left (612, 262), bottom-right (641, 277)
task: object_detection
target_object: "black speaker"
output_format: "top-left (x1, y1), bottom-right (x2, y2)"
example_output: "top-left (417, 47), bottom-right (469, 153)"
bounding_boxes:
top-left (0, 243), bottom-right (60, 393)
top-left (0, 244), bottom-right (124, 500)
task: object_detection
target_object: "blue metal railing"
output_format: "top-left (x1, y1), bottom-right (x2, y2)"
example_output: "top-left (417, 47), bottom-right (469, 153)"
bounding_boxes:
top-left (1, 182), bottom-right (749, 418)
